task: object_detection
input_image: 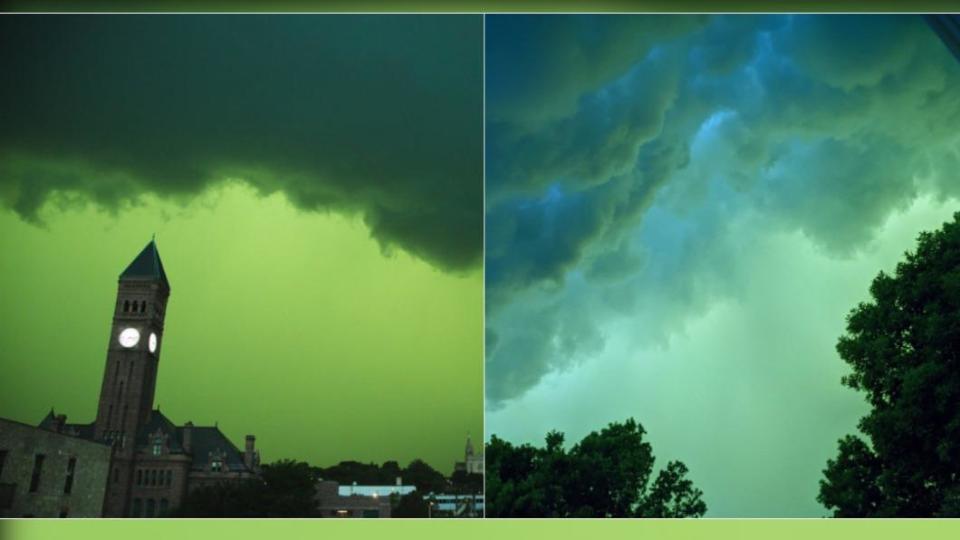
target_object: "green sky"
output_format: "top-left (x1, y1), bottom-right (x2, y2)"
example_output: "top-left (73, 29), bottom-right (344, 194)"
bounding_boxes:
top-left (0, 15), bottom-right (482, 474)
top-left (0, 185), bottom-right (481, 472)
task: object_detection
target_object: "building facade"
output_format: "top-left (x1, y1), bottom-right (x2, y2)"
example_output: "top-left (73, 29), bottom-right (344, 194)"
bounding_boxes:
top-left (0, 418), bottom-right (112, 518)
top-left (315, 481), bottom-right (398, 518)
top-left (1, 240), bottom-right (261, 517)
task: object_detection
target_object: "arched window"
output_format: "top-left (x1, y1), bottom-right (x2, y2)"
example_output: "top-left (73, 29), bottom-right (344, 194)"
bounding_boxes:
top-left (123, 300), bottom-right (130, 313)
top-left (132, 498), bottom-right (142, 518)
top-left (145, 499), bottom-right (156, 518)
top-left (159, 499), bottom-right (169, 516)
top-left (141, 300), bottom-right (146, 313)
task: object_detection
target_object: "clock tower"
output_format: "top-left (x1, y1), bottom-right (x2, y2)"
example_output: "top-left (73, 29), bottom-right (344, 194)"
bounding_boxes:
top-left (93, 239), bottom-right (170, 516)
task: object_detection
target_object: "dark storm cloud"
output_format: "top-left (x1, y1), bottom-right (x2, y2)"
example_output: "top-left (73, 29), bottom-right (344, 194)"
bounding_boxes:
top-left (0, 15), bottom-right (482, 271)
top-left (486, 15), bottom-right (960, 404)
top-left (485, 15), bottom-right (708, 128)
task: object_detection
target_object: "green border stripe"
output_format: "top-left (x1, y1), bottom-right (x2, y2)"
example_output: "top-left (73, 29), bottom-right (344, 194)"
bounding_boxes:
top-left (4, 519), bottom-right (960, 540)
top-left (1, 0), bottom-right (959, 12)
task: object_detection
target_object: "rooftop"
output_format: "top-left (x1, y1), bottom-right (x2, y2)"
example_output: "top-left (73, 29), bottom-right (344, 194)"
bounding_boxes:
top-left (120, 240), bottom-right (170, 289)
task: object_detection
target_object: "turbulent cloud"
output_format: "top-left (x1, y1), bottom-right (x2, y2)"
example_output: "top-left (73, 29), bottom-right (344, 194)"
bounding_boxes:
top-left (486, 15), bottom-right (960, 406)
top-left (0, 15), bottom-right (482, 272)
top-left (485, 15), bottom-right (708, 127)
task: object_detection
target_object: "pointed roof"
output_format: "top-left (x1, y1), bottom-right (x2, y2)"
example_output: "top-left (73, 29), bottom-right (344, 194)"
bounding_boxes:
top-left (133, 410), bottom-right (253, 472)
top-left (120, 240), bottom-right (170, 289)
top-left (38, 408), bottom-right (57, 429)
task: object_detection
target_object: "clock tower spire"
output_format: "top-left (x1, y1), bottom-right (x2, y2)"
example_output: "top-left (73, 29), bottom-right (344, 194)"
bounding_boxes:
top-left (93, 239), bottom-right (170, 515)
top-left (94, 239), bottom-right (170, 444)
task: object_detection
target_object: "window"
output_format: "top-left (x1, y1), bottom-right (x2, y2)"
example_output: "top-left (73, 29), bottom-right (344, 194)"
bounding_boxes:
top-left (29, 454), bottom-right (44, 492)
top-left (140, 301), bottom-right (146, 313)
top-left (165, 470), bottom-right (173, 486)
top-left (123, 300), bottom-right (130, 313)
top-left (146, 499), bottom-right (156, 518)
top-left (211, 460), bottom-right (223, 472)
top-left (0, 483), bottom-right (14, 509)
top-left (0, 449), bottom-right (7, 480)
top-left (132, 498), bottom-right (142, 518)
top-left (159, 499), bottom-right (169, 516)
top-left (151, 470), bottom-right (157, 486)
top-left (136, 469), bottom-right (143, 486)
top-left (63, 458), bottom-right (76, 494)
top-left (152, 443), bottom-right (162, 456)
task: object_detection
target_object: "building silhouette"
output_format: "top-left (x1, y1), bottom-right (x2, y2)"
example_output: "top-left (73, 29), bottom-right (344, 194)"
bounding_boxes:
top-left (0, 240), bottom-right (260, 517)
top-left (454, 435), bottom-right (483, 475)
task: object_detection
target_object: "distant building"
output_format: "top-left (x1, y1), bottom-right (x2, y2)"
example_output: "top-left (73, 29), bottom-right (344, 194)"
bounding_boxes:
top-left (454, 435), bottom-right (483, 475)
top-left (0, 240), bottom-right (261, 517)
top-left (428, 493), bottom-right (484, 518)
top-left (338, 482), bottom-right (416, 498)
top-left (315, 480), bottom-right (409, 518)
top-left (0, 418), bottom-right (112, 518)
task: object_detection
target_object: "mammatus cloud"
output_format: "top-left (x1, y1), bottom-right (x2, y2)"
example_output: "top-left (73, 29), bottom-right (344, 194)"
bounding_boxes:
top-left (0, 15), bottom-right (482, 272)
top-left (486, 15), bottom-right (960, 406)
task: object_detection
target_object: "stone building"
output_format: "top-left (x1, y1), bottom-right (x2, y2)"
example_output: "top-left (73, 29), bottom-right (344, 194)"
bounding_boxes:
top-left (1, 240), bottom-right (261, 517)
top-left (0, 418), bottom-right (112, 517)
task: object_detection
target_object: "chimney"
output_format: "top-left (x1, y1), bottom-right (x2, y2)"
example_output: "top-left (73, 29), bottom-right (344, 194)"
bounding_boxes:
top-left (244, 435), bottom-right (256, 469)
top-left (183, 421), bottom-right (193, 453)
top-left (396, 476), bottom-right (402, 487)
top-left (53, 414), bottom-right (67, 433)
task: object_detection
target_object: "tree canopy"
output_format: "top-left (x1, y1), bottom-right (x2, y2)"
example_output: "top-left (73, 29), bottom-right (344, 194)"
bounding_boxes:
top-left (313, 459), bottom-right (448, 493)
top-left (173, 459), bottom-right (318, 517)
top-left (485, 418), bottom-right (706, 517)
top-left (819, 212), bottom-right (960, 517)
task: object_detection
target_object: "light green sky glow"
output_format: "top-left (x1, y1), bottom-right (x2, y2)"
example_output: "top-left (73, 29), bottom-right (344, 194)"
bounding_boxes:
top-left (488, 194), bottom-right (959, 516)
top-left (0, 183), bottom-right (482, 473)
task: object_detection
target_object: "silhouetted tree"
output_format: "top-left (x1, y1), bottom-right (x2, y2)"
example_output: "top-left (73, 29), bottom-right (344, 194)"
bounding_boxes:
top-left (402, 459), bottom-right (448, 493)
top-left (450, 470), bottom-right (483, 494)
top-left (819, 212), bottom-right (960, 517)
top-left (315, 461), bottom-right (385, 485)
top-left (392, 489), bottom-right (430, 518)
top-left (635, 461), bottom-right (707, 517)
top-left (174, 459), bottom-right (317, 517)
top-left (486, 418), bottom-right (706, 517)
top-left (314, 458), bottom-right (446, 492)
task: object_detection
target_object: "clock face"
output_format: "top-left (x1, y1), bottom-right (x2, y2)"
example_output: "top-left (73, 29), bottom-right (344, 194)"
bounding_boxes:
top-left (149, 332), bottom-right (158, 353)
top-left (118, 327), bottom-right (140, 348)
